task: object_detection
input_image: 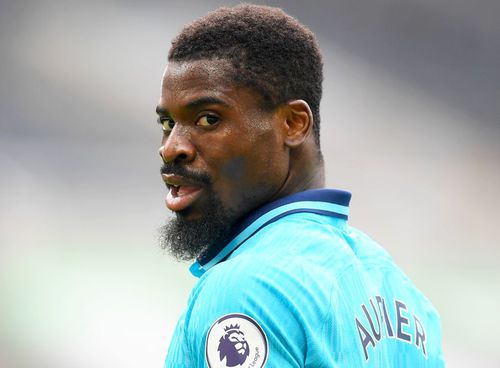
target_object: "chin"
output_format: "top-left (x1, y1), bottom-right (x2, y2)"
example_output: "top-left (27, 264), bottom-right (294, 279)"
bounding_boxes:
top-left (174, 207), bottom-right (203, 221)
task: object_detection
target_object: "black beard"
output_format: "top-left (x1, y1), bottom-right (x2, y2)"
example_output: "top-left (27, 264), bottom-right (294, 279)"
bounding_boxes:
top-left (158, 162), bottom-right (233, 260)
top-left (159, 188), bottom-right (232, 262)
top-left (160, 203), bottom-right (231, 261)
top-left (159, 215), bottom-right (230, 261)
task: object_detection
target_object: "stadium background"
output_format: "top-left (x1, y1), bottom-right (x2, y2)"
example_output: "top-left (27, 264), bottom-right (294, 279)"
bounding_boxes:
top-left (1, 0), bottom-right (499, 366)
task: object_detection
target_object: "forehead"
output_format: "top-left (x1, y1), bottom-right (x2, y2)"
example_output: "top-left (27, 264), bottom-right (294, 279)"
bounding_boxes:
top-left (163, 58), bottom-right (234, 85)
top-left (160, 59), bottom-right (241, 107)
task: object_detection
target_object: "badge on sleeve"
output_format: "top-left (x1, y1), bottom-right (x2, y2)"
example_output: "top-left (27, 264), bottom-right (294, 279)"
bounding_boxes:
top-left (205, 313), bottom-right (268, 368)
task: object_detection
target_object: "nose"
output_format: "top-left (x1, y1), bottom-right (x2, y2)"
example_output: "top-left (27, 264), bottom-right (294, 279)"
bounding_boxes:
top-left (158, 126), bottom-right (196, 164)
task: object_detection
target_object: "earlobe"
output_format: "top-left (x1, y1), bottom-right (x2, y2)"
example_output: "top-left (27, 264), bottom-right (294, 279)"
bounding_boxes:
top-left (283, 100), bottom-right (313, 148)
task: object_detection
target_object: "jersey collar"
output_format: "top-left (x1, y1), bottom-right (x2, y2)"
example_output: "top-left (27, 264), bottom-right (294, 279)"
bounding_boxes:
top-left (189, 188), bottom-right (351, 277)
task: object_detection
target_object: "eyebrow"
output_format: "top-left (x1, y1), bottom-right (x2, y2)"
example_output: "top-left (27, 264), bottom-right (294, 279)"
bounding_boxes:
top-left (156, 96), bottom-right (231, 116)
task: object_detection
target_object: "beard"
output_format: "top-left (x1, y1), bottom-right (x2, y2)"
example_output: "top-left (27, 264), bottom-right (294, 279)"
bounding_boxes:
top-left (158, 163), bottom-right (233, 261)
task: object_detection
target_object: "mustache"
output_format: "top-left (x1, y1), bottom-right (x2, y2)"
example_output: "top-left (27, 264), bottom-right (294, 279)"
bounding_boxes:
top-left (160, 163), bottom-right (211, 186)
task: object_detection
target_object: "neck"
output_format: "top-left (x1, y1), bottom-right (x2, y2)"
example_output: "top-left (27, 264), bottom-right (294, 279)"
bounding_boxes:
top-left (274, 144), bottom-right (325, 200)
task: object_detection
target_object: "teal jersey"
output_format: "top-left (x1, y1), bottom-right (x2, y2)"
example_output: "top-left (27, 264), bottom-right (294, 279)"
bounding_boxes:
top-left (165, 189), bottom-right (444, 367)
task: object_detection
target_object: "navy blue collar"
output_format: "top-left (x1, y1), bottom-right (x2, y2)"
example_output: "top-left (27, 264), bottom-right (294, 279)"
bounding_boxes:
top-left (190, 188), bottom-right (351, 277)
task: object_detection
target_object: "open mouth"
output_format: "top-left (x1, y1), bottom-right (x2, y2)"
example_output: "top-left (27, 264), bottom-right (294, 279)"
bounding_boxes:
top-left (162, 174), bottom-right (204, 212)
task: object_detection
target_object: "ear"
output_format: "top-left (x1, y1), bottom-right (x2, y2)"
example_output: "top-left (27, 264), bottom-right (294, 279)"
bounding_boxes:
top-left (282, 100), bottom-right (314, 148)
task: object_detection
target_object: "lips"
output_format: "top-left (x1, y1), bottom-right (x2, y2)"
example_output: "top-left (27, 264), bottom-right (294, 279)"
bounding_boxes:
top-left (162, 174), bottom-right (204, 212)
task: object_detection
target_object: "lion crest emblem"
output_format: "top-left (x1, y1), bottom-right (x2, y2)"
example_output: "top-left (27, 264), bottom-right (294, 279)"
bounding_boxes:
top-left (217, 324), bottom-right (250, 367)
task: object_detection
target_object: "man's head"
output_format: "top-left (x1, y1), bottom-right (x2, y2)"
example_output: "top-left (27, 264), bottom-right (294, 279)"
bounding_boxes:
top-left (157, 5), bottom-right (325, 260)
top-left (167, 4), bottom-right (324, 146)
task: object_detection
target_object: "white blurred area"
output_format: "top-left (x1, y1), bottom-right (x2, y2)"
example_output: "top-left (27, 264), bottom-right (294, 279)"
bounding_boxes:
top-left (1, 0), bottom-right (499, 367)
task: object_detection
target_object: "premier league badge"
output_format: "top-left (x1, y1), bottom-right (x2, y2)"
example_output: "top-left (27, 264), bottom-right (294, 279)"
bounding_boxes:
top-left (205, 313), bottom-right (268, 368)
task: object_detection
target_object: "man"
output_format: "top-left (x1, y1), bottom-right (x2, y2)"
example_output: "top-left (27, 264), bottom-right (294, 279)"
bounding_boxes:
top-left (156, 4), bottom-right (444, 367)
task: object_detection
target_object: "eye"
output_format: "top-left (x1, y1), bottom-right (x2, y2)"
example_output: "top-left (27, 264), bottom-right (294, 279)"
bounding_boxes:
top-left (196, 114), bottom-right (219, 127)
top-left (159, 117), bottom-right (175, 132)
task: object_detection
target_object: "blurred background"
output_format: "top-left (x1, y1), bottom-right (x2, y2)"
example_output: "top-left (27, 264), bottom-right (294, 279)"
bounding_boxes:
top-left (1, 0), bottom-right (499, 366)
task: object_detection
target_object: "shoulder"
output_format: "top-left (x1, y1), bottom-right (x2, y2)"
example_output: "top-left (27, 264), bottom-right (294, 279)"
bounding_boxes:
top-left (202, 214), bottom-right (355, 301)
top-left (193, 250), bottom-right (328, 317)
top-left (184, 258), bottom-right (316, 367)
top-left (190, 213), bottom-right (362, 315)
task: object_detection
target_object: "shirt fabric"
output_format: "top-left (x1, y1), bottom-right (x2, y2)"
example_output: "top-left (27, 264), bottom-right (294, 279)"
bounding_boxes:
top-left (164, 189), bottom-right (444, 367)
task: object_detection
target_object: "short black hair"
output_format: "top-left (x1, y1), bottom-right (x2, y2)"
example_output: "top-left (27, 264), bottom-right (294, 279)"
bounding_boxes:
top-left (168, 4), bottom-right (324, 146)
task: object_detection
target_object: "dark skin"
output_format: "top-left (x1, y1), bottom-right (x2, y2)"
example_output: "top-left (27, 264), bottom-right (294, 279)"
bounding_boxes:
top-left (157, 58), bottom-right (324, 223)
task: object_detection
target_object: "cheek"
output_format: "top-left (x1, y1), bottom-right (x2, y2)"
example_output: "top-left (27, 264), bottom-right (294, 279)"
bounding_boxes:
top-left (218, 146), bottom-right (289, 203)
top-left (220, 156), bottom-right (247, 180)
top-left (220, 148), bottom-right (286, 185)
top-left (208, 121), bottom-right (289, 212)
